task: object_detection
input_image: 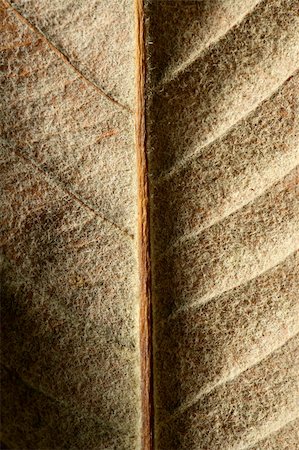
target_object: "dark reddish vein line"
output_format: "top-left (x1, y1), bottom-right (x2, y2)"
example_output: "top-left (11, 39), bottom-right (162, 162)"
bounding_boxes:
top-left (135, 0), bottom-right (154, 448)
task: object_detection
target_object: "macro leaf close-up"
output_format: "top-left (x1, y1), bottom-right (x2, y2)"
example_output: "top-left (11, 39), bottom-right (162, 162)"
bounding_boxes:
top-left (0, 0), bottom-right (298, 449)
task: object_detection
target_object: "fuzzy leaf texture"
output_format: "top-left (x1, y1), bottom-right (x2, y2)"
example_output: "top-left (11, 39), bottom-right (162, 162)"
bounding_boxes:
top-left (1, 0), bottom-right (299, 449)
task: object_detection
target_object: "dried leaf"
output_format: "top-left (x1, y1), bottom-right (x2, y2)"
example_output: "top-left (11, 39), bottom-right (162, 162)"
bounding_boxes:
top-left (1, 0), bottom-right (299, 449)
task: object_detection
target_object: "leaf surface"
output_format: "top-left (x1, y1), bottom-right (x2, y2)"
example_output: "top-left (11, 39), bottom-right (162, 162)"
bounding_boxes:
top-left (1, 0), bottom-right (299, 449)
top-left (147, 0), bottom-right (299, 448)
top-left (0, 1), bottom-right (140, 448)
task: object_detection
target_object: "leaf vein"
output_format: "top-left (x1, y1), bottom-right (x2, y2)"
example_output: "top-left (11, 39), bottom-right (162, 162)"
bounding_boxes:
top-left (10, 146), bottom-right (134, 240)
top-left (2, 0), bottom-right (133, 113)
top-left (237, 414), bottom-right (299, 450)
top-left (168, 248), bottom-right (299, 321)
top-left (161, 163), bottom-right (299, 258)
top-left (157, 67), bottom-right (299, 182)
top-left (156, 0), bottom-right (263, 89)
top-left (159, 330), bottom-right (299, 427)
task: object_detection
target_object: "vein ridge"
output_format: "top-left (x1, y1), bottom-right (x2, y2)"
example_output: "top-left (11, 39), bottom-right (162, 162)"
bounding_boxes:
top-left (159, 330), bottom-right (299, 427)
top-left (237, 414), bottom-right (299, 450)
top-left (2, 0), bottom-right (133, 114)
top-left (167, 247), bottom-right (299, 321)
top-left (1, 254), bottom-right (136, 354)
top-left (160, 162), bottom-right (299, 258)
top-left (156, 0), bottom-right (263, 89)
top-left (0, 363), bottom-right (125, 428)
top-left (157, 67), bottom-right (299, 183)
top-left (9, 146), bottom-right (134, 240)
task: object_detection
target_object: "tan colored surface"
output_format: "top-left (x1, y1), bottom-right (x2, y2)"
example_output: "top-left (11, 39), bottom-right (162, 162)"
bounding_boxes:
top-left (6, 0), bottom-right (135, 107)
top-left (0, 0), bottom-right (140, 448)
top-left (147, 0), bottom-right (299, 448)
top-left (1, 0), bottom-right (299, 448)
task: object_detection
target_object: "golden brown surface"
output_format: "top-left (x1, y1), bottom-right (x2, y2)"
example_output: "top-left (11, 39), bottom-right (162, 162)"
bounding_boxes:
top-left (147, 0), bottom-right (299, 448)
top-left (1, 1), bottom-right (140, 448)
top-left (1, 0), bottom-right (299, 448)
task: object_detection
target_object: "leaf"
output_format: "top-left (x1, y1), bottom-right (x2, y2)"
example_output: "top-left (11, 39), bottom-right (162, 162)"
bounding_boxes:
top-left (1, 0), bottom-right (299, 449)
